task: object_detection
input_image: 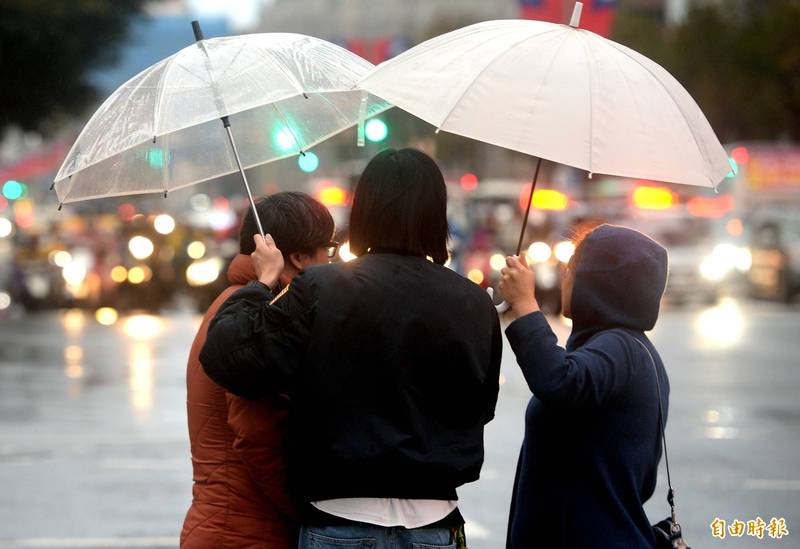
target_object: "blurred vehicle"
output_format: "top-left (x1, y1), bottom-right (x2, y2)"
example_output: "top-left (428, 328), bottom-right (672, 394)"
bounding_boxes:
top-left (747, 210), bottom-right (800, 302)
top-left (457, 178), bottom-right (581, 313)
top-left (724, 143), bottom-right (800, 303)
top-left (613, 210), bottom-right (748, 305)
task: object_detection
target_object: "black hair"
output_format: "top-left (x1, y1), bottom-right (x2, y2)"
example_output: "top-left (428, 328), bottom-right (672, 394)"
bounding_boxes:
top-left (239, 192), bottom-right (334, 258)
top-left (349, 148), bottom-right (449, 264)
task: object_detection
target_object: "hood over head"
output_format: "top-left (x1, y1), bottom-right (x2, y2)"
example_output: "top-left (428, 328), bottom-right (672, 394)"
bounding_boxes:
top-left (567, 224), bottom-right (668, 350)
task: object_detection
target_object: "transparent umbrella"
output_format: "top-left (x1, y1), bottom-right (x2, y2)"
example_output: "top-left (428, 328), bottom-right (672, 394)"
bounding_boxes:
top-left (54, 23), bottom-right (390, 234)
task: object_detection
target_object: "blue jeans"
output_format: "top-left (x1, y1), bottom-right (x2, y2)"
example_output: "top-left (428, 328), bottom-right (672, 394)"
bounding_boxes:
top-left (298, 524), bottom-right (455, 549)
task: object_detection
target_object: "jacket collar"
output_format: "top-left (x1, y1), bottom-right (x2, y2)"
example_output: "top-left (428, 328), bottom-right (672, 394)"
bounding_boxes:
top-left (227, 254), bottom-right (257, 285)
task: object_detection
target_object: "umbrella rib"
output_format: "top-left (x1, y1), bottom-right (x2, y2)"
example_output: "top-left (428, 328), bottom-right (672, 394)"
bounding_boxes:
top-left (217, 42), bottom-right (249, 82)
top-left (271, 101), bottom-right (305, 153)
top-left (602, 38), bottom-right (711, 181)
top-left (435, 27), bottom-right (566, 130)
top-left (313, 91), bottom-right (353, 128)
top-left (151, 56), bottom-right (176, 139)
top-left (604, 35), bottom-right (659, 180)
top-left (255, 42), bottom-right (309, 97)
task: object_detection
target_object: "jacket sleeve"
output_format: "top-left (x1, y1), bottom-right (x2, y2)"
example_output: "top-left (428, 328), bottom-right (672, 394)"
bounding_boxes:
top-left (505, 311), bottom-right (635, 408)
top-left (483, 306), bottom-right (502, 424)
top-left (200, 272), bottom-right (315, 399)
top-left (226, 393), bottom-right (300, 522)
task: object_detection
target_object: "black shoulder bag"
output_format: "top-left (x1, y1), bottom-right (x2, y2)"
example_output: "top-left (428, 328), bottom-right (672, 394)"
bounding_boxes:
top-left (631, 337), bottom-right (691, 549)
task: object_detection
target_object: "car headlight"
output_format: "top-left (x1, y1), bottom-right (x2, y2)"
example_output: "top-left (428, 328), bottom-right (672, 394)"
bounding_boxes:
top-left (186, 258), bottom-right (222, 287)
top-left (699, 255), bottom-right (729, 281)
top-left (535, 263), bottom-right (558, 289)
top-left (527, 241), bottom-right (552, 264)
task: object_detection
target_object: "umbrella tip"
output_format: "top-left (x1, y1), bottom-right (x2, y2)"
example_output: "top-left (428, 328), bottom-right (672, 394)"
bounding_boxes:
top-left (569, 2), bottom-right (583, 28)
top-left (57, 203), bottom-right (63, 211)
top-left (191, 20), bottom-right (205, 42)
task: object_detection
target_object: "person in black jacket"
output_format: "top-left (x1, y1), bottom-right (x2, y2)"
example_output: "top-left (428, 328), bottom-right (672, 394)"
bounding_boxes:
top-left (499, 224), bottom-right (670, 548)
top-left (200, 148), bottom-right (501, 549)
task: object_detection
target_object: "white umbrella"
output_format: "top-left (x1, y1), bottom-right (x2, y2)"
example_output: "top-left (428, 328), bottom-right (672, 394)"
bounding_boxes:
top-left (361, 2), bottom-right (731, 254)
top-left (54, 22), bottom-right (389, 234)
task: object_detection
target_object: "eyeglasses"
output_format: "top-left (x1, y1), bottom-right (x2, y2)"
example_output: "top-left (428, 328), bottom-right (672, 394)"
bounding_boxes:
top-left (325, 240), bottom-right (340, 259)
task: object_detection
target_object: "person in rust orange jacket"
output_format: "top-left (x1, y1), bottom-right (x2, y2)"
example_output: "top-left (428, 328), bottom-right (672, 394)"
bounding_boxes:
top-left (181, 192), bottom-right (337, 548)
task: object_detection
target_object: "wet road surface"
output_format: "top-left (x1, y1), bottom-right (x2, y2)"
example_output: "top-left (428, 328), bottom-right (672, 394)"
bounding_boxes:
top-left (0, 299), bottom-right (798, 548)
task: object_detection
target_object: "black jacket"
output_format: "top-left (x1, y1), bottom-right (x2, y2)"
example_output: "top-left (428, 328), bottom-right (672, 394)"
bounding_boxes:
top-left (505, 225), bottom-right (670, 548)
top-left (200, 251), bottom-right (502, 503)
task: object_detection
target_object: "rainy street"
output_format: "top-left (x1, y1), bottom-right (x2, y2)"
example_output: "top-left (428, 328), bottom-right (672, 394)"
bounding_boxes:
top-left (0, 299), bottom-right (798, 549)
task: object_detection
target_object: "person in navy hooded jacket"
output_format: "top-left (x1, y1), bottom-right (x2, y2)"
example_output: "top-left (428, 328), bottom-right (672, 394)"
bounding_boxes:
top-left (499, 224), bottom-right (670, 549)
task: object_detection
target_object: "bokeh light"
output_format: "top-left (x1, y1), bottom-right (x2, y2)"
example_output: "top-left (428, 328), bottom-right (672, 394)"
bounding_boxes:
top-left (338, 241), bottom-right (357, 262)
top-left (122, 315), bottom-right (165, 341)
top-left (95, 307), bottom-right (119, 326)
top-left (489, 253), bottom-right (507, 272)
top-left (2, 180), bottom-right (25, 200)
top-left (365, 118), bottom-right (388, 142)
top-left (467, 268), bottom-right (485, 285)
top-left (127, 266), bottom-right (147, 284)
top-left (298, 151), bottom-right (320, 173)
top-left (62, 263), bottom-right (87, 285)
top-left (53, 251), bottom-right (72, 268)
top-left (187, 241), bottom-right (206, 259)
top-left (186, 258), bottom-right (222, 287)
top-left (153, 214), bottom-right (176, 235)
top-left (110, 266), bottom-right (128, 283)
top-left (553, 241), bottom-right (576, 263)
top-left (0, 218), bottom-right (13, 238)
top-left (527, 241), bottom-right (552, 263)
top-left (128, 236), bottom-right (154, 259)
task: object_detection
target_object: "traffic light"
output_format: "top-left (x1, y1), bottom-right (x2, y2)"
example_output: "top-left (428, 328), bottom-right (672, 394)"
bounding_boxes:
top-left (272, 125), bottom-right (298, 153)
top-left (2, 180), bottom-right (27, 200)
top-left (298, 151), bottom-right (320, 173)
top-left (145, 147), bottom-right (169, 169)
top-left (725, 157), bottom-right (738, 179)
top-left (365, 118), bottom-right (388, 142)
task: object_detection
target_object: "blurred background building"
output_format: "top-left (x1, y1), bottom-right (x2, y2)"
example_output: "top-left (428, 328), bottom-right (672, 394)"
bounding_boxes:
top-left (1, 0), bottom-right (798, 316)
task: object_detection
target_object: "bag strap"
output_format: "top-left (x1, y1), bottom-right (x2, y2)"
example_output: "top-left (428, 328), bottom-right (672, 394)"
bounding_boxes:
top-left (629, 336), bottom-right (676, 522)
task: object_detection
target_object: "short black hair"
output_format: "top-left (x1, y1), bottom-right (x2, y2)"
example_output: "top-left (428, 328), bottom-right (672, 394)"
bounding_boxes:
top-left (239, 192), bottom-right (334, 257)
top-left (349, 148), bottom-right (449, 264)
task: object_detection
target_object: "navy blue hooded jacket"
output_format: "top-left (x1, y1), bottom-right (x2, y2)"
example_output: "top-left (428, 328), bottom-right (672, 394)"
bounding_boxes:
top-left (505, 224), bottom-right (670, 548)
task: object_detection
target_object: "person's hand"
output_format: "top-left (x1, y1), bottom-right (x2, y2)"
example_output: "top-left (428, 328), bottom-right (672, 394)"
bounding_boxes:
top-left (252, 234), bottom-right (284, 290)
top-left (499, 253), bottom-right (540, 320)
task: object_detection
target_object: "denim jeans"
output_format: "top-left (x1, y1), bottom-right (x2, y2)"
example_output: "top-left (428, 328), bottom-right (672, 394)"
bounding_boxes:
top-left (298, 524), bottom-right (455, 549)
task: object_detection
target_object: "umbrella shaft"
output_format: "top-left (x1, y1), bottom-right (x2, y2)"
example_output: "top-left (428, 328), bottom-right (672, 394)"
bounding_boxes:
top-left (223, 121), bottom-right (265, 237)
top-left (516, 157), bottom-right (543, 256)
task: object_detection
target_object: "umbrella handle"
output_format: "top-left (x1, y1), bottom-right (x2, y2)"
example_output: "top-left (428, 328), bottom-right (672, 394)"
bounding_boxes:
top-left (486, 288), bottom-right (511, 313)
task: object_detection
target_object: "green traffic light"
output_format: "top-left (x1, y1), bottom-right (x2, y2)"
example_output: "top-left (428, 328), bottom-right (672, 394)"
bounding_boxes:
top-left (298, 151), bottom-right (319, 173)
top-left (273, 126), bottom-right (298, 153)
top-left (2, 180), bottom-right (26, 200)
top-left (725, 157), bottom-right (738, 179)
top-left (365, 119), bottom-right (388, 142)
top-left (145, 148), bottom-right (169, 169)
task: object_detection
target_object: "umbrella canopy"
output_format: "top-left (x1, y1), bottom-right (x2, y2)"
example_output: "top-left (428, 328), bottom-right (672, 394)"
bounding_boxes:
top-left (360, 17), bottom-right (730, 188)
top-left (54, 32), bottom-right (389, 204)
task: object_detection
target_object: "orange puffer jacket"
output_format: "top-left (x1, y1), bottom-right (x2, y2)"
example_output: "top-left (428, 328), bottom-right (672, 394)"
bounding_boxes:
top-left (181, 254), bottom-right (299, 549)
